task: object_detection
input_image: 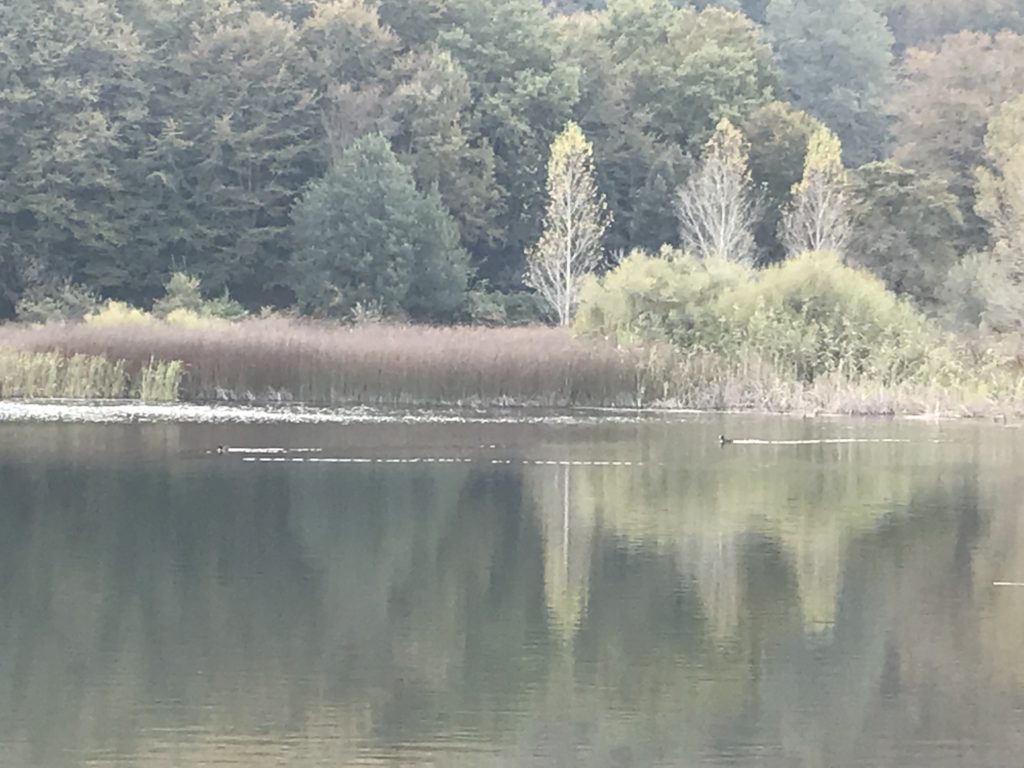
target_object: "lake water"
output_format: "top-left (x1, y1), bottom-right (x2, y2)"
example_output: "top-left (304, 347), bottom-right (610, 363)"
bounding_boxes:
top-left (1, 413), bottom-right (1023, 767)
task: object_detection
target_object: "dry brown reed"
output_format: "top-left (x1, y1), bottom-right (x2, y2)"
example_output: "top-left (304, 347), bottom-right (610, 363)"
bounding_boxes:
top-left (0, 321), bottom-right (648, 407)
top-left (2, 321), bottom-right (1019, 417)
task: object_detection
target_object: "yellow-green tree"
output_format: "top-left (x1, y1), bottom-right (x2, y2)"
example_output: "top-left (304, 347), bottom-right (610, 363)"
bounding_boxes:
top-left (526, 122), bottom-right (610, 326)
top-left (974, 95), bottom-right (1024, 331)
top-left (676, 118), bottom-right (762, 265)
top-left (781, 126), bottom-right (851, 257)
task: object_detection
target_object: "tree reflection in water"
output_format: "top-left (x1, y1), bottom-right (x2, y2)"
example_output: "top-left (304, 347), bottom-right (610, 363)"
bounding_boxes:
top-left (0, 419), bottom-right (1021, 767)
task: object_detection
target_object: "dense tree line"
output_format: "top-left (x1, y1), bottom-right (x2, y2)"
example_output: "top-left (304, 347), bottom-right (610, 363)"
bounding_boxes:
top-left (1, 0), bottom-right (1022, 328)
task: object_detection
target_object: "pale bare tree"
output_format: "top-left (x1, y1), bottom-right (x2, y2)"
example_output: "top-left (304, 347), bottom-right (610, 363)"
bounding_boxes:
top-left (526, 122), bottom-right (610, 326)
top-left (781, 126), bottom-right (852, 256)
top-left (676, 118), bottom-right (762, 265)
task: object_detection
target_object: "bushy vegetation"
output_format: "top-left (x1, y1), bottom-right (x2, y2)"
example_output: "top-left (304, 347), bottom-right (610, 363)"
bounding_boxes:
top-left (152, 273), bottom-right (247, 322)
top-left (14, 282), bottom-right (101, 325)
top-left (69, 273), bottom-right (249, 331)
top-left (724, 252), bottom-right (951, 384)
top-left (84, 301), bottom-right (158, 328)
top-left (576, 248), bottom-right (1024, 412)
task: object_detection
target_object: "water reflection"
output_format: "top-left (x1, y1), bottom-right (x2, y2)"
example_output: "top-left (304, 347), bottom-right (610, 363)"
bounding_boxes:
top-left (0, 418), bottom-right (1022, 766)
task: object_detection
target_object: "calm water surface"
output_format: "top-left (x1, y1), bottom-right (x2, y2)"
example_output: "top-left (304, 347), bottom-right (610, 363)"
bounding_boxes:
top-left (1, 413), bottom-right (1023, 767)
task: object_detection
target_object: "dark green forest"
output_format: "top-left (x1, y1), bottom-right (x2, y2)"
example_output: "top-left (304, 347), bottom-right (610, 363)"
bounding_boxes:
top-left (1, 0), bottom-right (1023, 327)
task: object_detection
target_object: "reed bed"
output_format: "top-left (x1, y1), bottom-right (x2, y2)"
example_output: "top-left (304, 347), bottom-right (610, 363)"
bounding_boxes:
top-left (0, 321), bottom-right (648, 408)
top-left (0, 349), bottom-right (181, 401)
top-left (1, 320), bottom-right (1020, 417)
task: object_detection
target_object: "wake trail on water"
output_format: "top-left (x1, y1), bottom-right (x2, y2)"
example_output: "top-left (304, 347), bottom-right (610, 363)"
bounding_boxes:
top-left (724, 438), bottom-right (915, 445)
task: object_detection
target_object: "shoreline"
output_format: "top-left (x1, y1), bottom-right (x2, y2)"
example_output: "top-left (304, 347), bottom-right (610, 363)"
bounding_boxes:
top-left (3, 323), bottom-right (1023, 424)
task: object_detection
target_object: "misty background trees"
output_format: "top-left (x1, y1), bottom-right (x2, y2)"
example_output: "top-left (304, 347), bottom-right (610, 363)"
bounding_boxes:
top-left (1, 0), bottom-right (1023, 330)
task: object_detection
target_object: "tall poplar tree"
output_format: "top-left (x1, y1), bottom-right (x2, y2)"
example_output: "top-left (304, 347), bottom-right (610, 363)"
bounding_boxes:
top-left (781, 126), bottom-right (851, 256)
top-left (526, 123), bottom-right (610, 327)
top-left (438, 0), bottom-right (580, 282)
top-left (677, 118), bottom-right (762, 265)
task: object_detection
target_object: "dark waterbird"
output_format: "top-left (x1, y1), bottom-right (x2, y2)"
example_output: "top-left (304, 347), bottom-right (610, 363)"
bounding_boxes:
top-left (718, 434), bottom-right (733, 445)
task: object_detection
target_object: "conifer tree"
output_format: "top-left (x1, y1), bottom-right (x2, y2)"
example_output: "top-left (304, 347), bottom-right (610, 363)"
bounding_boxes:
top-left (289, 135), bottom-right (470, 322)
top-left (526, 123), bottom-right (610, 326)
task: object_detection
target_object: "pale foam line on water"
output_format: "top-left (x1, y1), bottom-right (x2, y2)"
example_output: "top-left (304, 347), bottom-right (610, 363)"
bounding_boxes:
top-left (993, 581), bottom-right (1024, 587)
top-left (0, 401), bottom-right (650, 426)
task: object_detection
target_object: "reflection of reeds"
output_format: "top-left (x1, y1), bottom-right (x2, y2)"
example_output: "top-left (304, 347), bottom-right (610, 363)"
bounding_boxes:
top-left (0, 321), bottom-right (646, 407)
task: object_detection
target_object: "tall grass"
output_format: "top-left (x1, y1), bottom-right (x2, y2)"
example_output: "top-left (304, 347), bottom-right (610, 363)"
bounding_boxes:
top-left (0, 350), bottom-right (129, 399)
top-left (137, 359), bottom-right (183, 402)
top-left (0, 321), bottom-right (648, 408)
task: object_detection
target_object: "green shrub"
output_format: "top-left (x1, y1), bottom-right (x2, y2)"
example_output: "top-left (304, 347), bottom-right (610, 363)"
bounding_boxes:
top-left (577, 249), bottom-right (955, 387)
top-left (465, 288), bottom-right (508, 326)
top-left (164, 308), bottom-right (224, 330)
top-left (205, 291), bottom-right (248, 321)
top-left (84, 300), bottom-right (156, 327)
top-left (152, 272), bottom-right (204, 317)
top-left (724, 252), bottom-right (952, 383)
top-left (464, 288), bottom-right (550, 326)
top-left (153, 272), bottom-right (247, 321)
top-left (15, 282), bottom-right (100, 324)
top-left (940, 253), bottom-right (988, 331)
top-left (575, 246), bottom-right (747, 346)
